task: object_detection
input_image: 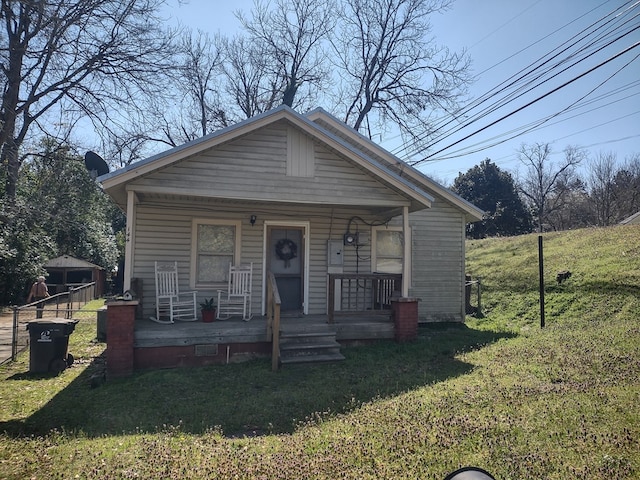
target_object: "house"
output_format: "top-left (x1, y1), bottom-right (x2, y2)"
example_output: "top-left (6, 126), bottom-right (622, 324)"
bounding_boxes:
top-left (99, 105), bottom-right (483, 371)
top-left (620, 211), bottom-right (640, 225)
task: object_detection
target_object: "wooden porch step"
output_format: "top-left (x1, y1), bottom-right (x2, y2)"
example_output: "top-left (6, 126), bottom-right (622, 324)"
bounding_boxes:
top-left (279, 328), bottom-right (345, 365)
top-left (280, 352), bottom-right (346, 365)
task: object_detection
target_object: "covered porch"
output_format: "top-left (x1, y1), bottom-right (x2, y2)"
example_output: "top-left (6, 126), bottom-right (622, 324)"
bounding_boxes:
top-left (131, 313), bottom-right (396, 370)
top-left (122, 270), bottom-right (415, 371)
top-left (134, 313), bottom-right (395, 348)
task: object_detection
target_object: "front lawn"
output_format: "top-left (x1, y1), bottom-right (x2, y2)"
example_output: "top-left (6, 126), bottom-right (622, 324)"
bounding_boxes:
top-left (1, 226), bottom-right (639, 479)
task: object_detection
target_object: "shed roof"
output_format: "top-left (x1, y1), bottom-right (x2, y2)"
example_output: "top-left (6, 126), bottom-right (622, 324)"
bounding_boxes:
top-left (44, 255), bottom-right (103, 270)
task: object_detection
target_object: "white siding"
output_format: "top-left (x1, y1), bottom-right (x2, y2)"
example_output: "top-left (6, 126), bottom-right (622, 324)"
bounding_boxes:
top-left (131, 198), bottom-right (379, 319)
top-left (129, 122), bottom-right (408, 207)
top-left (408, 199), bottom-right (466, 322)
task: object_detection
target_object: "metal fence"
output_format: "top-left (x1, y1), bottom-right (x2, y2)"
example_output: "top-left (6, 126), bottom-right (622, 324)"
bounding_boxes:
top-left (465, 276), bottom-right (483, 317)
top-left (0, 282), bottom-right (99, 365)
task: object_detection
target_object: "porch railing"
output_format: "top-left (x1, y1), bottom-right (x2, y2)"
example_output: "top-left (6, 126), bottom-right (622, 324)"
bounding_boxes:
top-left (266, 271), bottom-right (282, 371)
top-left (328, 273), bottom-right (402, 323)
top-left (3, 282), bottom-right (98, 365)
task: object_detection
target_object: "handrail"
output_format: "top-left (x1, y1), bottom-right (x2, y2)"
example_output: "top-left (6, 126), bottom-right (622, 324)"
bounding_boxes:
top-left (328, 273), bottom-right (401, 323)
top-left (266, 271), bottom-right (282, 371)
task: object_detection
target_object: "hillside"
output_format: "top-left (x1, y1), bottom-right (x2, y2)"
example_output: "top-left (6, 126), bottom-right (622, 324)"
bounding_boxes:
top-left (466, 225), bottom-right (640, 331)
top-left (0, 225), bottom-right (639, 479)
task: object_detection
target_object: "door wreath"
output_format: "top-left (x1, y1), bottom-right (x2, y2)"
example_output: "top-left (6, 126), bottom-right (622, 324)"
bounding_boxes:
top-left (275, 238), bottom-right (297, 268)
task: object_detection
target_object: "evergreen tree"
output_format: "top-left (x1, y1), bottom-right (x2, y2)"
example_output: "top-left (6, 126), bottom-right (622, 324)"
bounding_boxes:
top-left (452, 159), bottom-right (533, 238)
top-left (0, 139), bottom-right (122, 304)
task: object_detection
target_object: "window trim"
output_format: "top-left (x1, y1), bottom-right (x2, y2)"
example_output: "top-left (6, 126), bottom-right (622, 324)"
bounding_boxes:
top-left (371, 226), bottom-right (411, 284)
top-left (190, 219), bottom-right (242, 289)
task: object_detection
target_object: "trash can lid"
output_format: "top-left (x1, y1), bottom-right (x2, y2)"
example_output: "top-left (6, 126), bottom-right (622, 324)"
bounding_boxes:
top-left (27, 318), bottom-right (79, 325)
top-left (26, 318), bottom-right (79, 329)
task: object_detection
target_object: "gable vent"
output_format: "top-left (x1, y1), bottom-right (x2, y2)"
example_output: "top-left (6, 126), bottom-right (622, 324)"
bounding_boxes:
top-left (287, 126), bottom-right (315, 177)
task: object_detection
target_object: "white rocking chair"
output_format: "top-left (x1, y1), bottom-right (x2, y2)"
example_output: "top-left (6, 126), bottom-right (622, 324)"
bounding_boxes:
top-left (151, 261), bottom-right (198, 324)
top-left (217, 263), bottom-right (253, 321)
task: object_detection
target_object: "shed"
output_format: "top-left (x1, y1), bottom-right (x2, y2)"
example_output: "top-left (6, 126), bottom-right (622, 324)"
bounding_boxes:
top-left (44, 255), bottom-right (105, 296)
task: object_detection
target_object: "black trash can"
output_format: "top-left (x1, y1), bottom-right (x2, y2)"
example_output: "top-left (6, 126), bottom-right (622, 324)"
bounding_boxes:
top-left (26, 319), bottom-right (78, 374)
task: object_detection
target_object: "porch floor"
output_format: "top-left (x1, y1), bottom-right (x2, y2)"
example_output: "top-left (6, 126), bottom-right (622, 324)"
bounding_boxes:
top-left (134, 313), bottom-right (394, 348)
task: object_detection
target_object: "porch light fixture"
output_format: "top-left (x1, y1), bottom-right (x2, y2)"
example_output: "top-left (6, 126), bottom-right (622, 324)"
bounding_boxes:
top-left (250, 215), bottom-right (257, 226)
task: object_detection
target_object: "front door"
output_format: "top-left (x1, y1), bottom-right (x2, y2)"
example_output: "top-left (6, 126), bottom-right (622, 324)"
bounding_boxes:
top-left (267, 227), bottom-right (304, 314)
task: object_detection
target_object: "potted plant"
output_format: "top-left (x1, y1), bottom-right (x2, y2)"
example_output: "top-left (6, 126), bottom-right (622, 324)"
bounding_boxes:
top-left (200, 298), bottom-right (216, 322)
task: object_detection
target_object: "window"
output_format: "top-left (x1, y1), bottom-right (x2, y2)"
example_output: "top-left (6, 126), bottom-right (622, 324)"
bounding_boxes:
top-left (191, 219), bottom-right (241, 287)
top-left (371, 227), bottom-right (410, 275)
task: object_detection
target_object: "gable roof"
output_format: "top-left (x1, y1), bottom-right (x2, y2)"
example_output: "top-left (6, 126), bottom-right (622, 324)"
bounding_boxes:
top-left (305, 108), bottom-right (484, 222)
top-left (99, 105), bottom-right (436, 212)
top-left (44, 255), bottom-right (103, 270)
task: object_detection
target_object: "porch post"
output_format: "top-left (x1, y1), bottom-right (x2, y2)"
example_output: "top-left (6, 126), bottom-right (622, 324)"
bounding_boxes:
top-left (402, 206), bottom-right (410, 297)
top-left (123, 190), bottom-right (137, 292)
top-left (106, 299), bottom-right (138, 377)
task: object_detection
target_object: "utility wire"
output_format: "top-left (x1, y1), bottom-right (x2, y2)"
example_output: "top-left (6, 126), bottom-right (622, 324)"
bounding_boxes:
top-left (425, 1), bottom-right (640, 151)
top-left (392, 0), bottom-right (634, 155)
top-left (391, 0), bottom-right (640, 160)
top-left (413, 75), bottom-right (640, 161)
top-left (410, 40), bottom-right (640, 167)
top-left (410, 6), bottom-right (640, 157)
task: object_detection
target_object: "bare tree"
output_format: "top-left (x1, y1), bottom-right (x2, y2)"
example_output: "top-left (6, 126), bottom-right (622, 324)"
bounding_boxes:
top-left (236, 0), bottom-right (333, 109)
top-left (517, 143), bottom-right (585, 232)
top-left (331, 0), bottom-right (470, 140)
top-left (612, 153), bottom-right (640, 221)
top-left (588, 152), bottom-right (617, 226)
top-left (545, 174), bottom-right (593, 231)
top-left (178, 30), bottom-right (227, 139)
top-left (219, 35), bottom-right (284, 120)
top-left (0, 0), bottom-right (175, 203)
top-left (143, 30), bottom-right (227, 148)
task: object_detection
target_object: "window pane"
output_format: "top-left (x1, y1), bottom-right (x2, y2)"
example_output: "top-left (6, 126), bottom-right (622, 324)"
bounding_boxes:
top-left (197, 254), bottom-right (233, 283)
top-left (196, 224), bottom-right (236, 283)
top-left (377, 258), bottom-right (403, 274)
top-left (376, 231), bottom-right (403, 257)
top-left (198, 225), bottom-right (234, 254)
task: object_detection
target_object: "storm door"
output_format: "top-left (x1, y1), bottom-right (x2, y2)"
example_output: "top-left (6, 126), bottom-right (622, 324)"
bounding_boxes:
top-left (267, 227), bottom-right (304, 314)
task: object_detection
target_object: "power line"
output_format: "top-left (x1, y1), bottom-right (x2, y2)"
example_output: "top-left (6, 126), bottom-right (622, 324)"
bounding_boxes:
top-left (410, 40), bottom-right (640, 167)
top-left (413, 67), bottom-right (640, 162)
top-left (414, 7), bottom-right (640, 158)
top-left (392, 0), bottom-right (635, 156)
top-left (390, 0), bottom-right (640, 162)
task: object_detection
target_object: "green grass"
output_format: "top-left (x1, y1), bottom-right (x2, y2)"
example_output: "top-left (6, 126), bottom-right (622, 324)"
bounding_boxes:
top-left (1, 225), bottom-right (639, 479)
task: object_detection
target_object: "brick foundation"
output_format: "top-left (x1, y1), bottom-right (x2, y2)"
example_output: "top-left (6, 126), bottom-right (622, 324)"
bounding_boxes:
top-left (392, 297), bottom-right (419, 342)
top-left (106, 300), bottom-right (137, 377)
top-left (134, 342), bottom-right (271, 370)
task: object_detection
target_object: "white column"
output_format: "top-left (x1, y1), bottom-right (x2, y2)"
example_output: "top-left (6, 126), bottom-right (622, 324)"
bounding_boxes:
top-left (402, 205), bottom-right (410, 297)
top-left (123, 190), bottom-right (137, 292)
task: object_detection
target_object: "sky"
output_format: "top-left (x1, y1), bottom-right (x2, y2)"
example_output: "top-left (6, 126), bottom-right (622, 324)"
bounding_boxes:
top-left (163, 0), bottom-right (640, 184)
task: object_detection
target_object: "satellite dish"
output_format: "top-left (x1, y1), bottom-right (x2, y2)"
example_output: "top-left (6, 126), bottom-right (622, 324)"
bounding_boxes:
top-left (84, 151), bottom-right (109, 178)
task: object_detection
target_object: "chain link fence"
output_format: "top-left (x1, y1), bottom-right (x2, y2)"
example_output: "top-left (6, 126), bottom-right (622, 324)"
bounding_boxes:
top-left (0, 282), bottom-right (99, 365)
